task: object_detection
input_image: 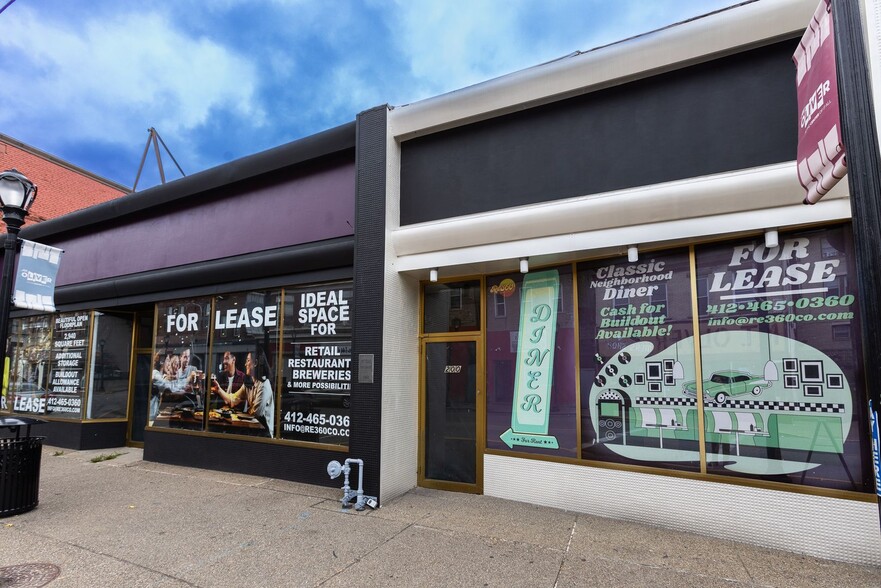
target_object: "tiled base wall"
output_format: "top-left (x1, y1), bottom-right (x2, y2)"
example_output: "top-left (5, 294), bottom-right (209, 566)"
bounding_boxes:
top-left (484, 454), bottom-right (881, 566)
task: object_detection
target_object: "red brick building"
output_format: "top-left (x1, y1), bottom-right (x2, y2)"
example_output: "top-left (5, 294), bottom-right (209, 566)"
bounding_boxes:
top-left (0, 133), bottom-right (128, 223)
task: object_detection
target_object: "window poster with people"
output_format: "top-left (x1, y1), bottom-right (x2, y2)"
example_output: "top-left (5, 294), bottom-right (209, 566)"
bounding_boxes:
top-left (280, 282), bottom-right (352, 446)
top-left (485, 265), bottom-right (577, 458)
top-left (577, 250), bottom-right (699, 472)
top-left (207, 290), bottom-right (280, 438)
top-left (694, 225), bottom-right (872, 492)
top-left (150, 298), bottom-right (210, 431)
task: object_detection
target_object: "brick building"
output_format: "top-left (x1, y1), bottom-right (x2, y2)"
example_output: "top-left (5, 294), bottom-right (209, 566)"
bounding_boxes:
top-left (0, 133), bottom-right (128, 223)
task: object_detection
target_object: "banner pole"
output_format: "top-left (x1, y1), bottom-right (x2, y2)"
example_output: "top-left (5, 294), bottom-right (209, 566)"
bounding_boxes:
top-left (0, 227), bottom-right (21, 401)
top-left (830, 0), bottom-right (881, 536)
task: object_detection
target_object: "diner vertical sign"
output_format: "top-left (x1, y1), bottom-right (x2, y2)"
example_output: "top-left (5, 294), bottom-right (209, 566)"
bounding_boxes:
top-left (47, 311), bottom-right (91, 418)
top-left (501, 270), bottom-right (560, 449)
top-left (281, 282), bottom-right (353, 446)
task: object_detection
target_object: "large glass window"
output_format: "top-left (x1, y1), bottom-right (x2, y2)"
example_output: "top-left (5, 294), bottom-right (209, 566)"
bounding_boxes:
top-left (577, 249), bottom-right (698, 472)
top-left (207, 290), bottom-right (281, 438)
top-left (5, 315), bottom-right (52, 415)
top-left (480, 225), bottom-right (874, 494)
top-left (45, 312), bottom-right (91, 420)
top-left (86, 312), bottom-right (133, 419)
top-left (280, 282), bottom-right (352, 446)
top-left (485, 266), bottom-right (577, 458)
top-left (694, 225), bottom-right (871, 492)
top-left (150, 298), bottom-right (210, 431)
top-left (4, 312), bottom-right (133, 421)
top-left (147, 281), bottom-right (353, 448)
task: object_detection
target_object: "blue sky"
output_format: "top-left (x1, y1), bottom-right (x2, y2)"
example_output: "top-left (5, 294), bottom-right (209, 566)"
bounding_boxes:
top-left (0, 0), bottom-right (737, 190)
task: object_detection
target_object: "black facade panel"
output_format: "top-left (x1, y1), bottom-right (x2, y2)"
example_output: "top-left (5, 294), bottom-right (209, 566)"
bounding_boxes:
top-left (0, 420), bottom-right (126, 450)
top-left (833, 0), bottom-right (881, 482)
top-left (400, 39), bottom-right (799, 225)
top-left (0, 421), bottom-right (80, 449)
top-left (79, 421), bottom-right (128, 450)
top-left (350, 106), bottom-right (388, 500)
top-left (143, 431), bottom-right (345, 486)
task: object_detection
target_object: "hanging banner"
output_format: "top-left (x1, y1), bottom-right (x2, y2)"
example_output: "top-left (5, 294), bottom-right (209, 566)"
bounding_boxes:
top-left (793, 0), bottom-right (846, 205)
top-left (12, 239), bottom-right (63, 311)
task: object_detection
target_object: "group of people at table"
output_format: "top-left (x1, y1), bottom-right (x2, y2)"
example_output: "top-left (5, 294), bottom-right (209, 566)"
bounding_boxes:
top-left (150, 347), bottom-right (274, 437)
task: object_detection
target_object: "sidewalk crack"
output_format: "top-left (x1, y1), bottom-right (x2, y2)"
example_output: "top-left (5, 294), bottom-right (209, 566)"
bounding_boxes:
top-left (314, 513), bottom-right (431, 587)
top-left (552, 515), bottom-right (577, 588)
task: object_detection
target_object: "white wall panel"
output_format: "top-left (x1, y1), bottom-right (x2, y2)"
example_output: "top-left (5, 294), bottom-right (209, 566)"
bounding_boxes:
top-left (484, 454), bottom-right (881, 566)
top-left (391, 164), bottom-right (852, 275)
top-left (380, 112), bottom-right (420, 502)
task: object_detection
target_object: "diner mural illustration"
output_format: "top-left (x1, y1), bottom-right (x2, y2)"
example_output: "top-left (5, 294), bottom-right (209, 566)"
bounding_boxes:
top-left (586, 332), bottom-right (853, 476)
top-left (487, 225), bottom-right (872, 492)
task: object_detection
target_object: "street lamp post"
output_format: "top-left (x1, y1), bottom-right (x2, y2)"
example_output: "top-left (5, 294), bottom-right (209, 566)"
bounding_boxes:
top-left (0, 170), bottom-right (37, 408)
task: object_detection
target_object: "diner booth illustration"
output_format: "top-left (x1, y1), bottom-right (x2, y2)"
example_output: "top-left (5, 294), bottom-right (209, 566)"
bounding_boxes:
top-left (589, 332), bottom-right (851, 475)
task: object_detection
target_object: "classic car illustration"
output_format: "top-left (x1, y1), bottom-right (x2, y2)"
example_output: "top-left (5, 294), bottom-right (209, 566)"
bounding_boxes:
top-left (682, 370), bottom-right (770, 404)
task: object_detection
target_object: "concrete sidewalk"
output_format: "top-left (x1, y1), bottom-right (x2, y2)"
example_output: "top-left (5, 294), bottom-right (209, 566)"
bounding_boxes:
top-left (0, 446), bottom-right (878, 587)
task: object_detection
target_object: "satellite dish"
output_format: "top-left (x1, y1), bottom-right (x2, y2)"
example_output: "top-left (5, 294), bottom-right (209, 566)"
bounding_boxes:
top-left (327, 460), bottom-right (343, 479)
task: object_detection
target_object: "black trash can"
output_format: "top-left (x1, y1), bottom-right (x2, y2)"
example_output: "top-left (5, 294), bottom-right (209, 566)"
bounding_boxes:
top-left (0, 416), bottom-right (46, 517)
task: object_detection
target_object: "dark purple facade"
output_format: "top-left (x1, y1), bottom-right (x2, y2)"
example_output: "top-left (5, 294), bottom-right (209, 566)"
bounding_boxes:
top-left (49, 161), bottom-right (354, 286)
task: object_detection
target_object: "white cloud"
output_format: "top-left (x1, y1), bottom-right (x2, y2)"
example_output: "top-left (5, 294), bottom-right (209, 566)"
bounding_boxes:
top-left (388, 0), bottom-right (525, 101)
top-left (384, 0), bottom-right (736, 105)
top-left (0, 0), bottom-right (739, 185)
top-left (0, 7), bottom-right (263, 146)
top-left (318, 62), bottom-right (386, 120)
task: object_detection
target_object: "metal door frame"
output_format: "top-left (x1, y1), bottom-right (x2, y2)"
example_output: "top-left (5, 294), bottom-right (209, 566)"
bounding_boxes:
top-left (418, 333), bottom-right (485, 494)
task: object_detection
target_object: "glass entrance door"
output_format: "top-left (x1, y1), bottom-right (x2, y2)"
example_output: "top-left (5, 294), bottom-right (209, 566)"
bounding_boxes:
top-left (420, 337), bottom-right (483, 492)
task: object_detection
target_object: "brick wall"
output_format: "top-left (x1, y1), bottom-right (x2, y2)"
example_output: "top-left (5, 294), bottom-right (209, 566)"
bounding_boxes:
top-left (0, 139), bottom-right (126, 223)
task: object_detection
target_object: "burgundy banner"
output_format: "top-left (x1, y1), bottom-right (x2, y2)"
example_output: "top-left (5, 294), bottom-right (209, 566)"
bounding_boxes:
top-left (793, 0), bottom-right (846, 205)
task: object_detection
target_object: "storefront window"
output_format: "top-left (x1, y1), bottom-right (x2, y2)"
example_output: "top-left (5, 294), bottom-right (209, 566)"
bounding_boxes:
top-left (577, 249), bottom-right (699, 472)
top-left (147, 282), bottom-right (353, 447)
top-left (485, 266), bottom-right (577, 458)
top-left (424, 280), bottom-right (481, 333)
top-left (4, 316), bottom-right (52, 415)
top-left (694, 225), bottom-right (872, 492)
top-left (437, 225), bottom-right (873, 494)
top-left (86, 313), bottom-right (133, 419)
top-left (45, 312), bottom-right (91, 420)
top-left (207, 290), bottom-right (281, 438)
top-left (280, 282), bottom-right (352, 446)
top-left (150, 298), bottom-right (210, 431)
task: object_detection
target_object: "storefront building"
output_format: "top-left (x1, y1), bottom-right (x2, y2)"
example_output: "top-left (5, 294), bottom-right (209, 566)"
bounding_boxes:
top-left (0, 122), bottom-right (390, 491)
top-left (375, 0), bottom-right (881, 565)
top-left (1, 0), bottom-right (879, 567)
